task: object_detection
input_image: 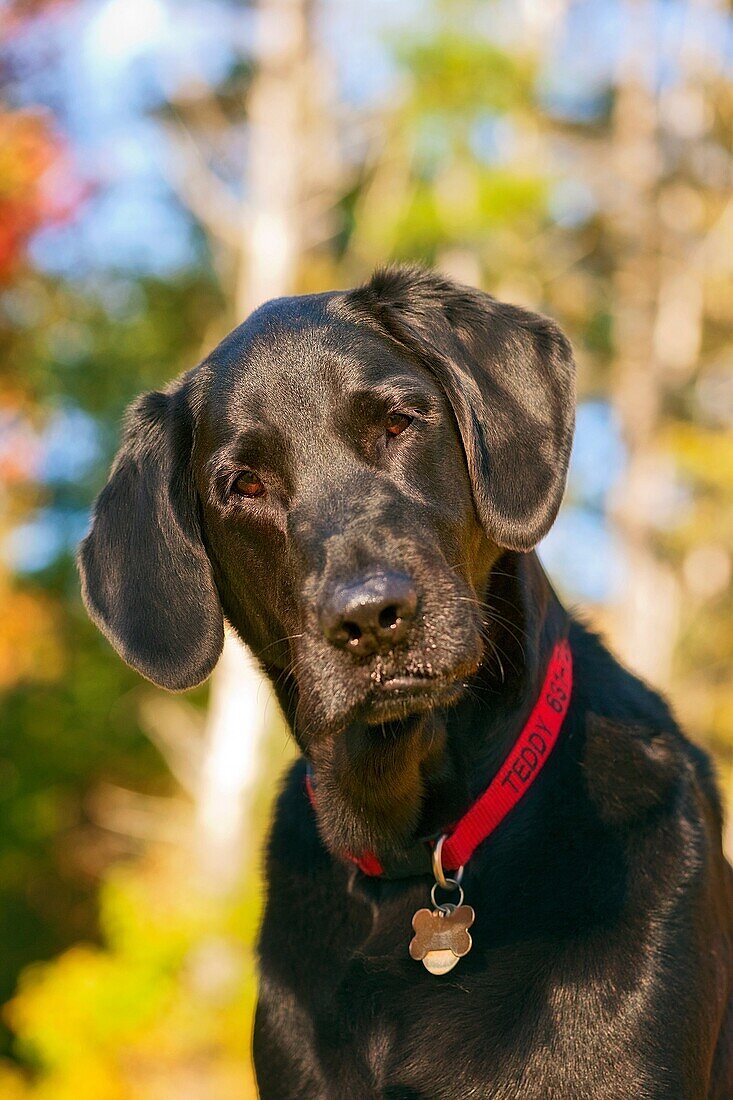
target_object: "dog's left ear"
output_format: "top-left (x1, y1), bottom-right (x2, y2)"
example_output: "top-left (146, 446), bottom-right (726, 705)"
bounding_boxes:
top-left (343, 266), bottom-right (576, 551)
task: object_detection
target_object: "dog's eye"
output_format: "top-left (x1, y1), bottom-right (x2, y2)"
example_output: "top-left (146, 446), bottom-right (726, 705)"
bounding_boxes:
top-left (385, 413), bottom-right (413, 438)
top-left (231, 470), bottom-right (265, 498)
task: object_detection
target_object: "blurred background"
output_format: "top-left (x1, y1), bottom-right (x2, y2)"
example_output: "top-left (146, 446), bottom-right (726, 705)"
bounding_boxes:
top-left (0, 0), bottom-right (732, 1094)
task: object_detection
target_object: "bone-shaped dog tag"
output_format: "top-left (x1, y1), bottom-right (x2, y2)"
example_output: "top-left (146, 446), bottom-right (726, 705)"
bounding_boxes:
top-left (409, 904), bottom-right (475, 975)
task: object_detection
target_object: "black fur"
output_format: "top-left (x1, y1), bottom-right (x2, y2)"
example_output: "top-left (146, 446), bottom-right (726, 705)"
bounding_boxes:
top-left (79, 267), bottom-right (733, 1098)
top-left (79, 381), bottom-right (224, 690)
top-left (341, 267), bottom-right (575, 551)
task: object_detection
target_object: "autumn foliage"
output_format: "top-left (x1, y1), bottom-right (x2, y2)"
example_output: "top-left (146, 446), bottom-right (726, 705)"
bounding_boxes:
top-left (0, 109), bottom-right (83, 281)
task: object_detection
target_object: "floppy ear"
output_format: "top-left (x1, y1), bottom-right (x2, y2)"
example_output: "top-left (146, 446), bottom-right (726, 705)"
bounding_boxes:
top-left (343, 266), bottom-right (576, 551)
top-left (78, 381), bottom-right (224, 690)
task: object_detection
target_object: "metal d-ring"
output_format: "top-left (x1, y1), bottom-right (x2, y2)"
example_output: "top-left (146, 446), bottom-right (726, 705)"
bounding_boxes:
top-left (431, 834), bottom-right (464, 891)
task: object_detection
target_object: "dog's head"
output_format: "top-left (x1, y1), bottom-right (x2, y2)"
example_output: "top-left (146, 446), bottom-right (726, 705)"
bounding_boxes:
top-left (79, 268), bottom-right (575, 852)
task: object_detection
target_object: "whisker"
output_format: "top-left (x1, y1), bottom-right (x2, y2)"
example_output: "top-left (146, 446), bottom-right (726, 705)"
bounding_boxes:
top-left (255, 632), bottom-right (306, 660)
top-left (482, 615), bottom-right (527, 657)
top-left (453, 595), bottom-right (528, 655)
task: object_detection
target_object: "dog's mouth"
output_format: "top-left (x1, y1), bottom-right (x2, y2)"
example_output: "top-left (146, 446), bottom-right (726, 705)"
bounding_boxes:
top-left (290, 601), bottom-right (485, 740)
top-left (380, 672), bottom-right (442, 692)
top-left (362, 667), bottom-right (473, 725)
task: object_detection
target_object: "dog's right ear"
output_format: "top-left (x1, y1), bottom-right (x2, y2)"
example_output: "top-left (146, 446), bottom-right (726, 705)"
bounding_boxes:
top-left (78, 381), bottom-right (224, 691)
top-left (342, 266), bottom-right (576, 552)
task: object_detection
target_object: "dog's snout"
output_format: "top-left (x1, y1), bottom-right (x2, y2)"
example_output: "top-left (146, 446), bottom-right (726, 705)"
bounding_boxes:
top-left (319, 572), bottom-right (418, 657)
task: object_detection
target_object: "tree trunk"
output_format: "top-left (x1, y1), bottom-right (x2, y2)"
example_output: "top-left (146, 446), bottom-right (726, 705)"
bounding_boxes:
top-left (196, 0), bottom-right (324, 891)
top-left (607, 0), bottom-right (680, 690)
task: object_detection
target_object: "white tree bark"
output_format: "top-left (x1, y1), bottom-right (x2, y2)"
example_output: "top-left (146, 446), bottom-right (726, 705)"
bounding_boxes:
top-left (608, 0), bottom-right (721, 691)
top-left (606, 0), bottom-right (680, 690)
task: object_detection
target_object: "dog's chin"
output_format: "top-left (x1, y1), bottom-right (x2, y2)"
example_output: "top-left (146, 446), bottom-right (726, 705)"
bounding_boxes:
top-left (307, 675), bottom-right (469, 859)
top-left (297, 640), bottom-right (482, 858)
top-left (308, 714), bottom-right (440, 858)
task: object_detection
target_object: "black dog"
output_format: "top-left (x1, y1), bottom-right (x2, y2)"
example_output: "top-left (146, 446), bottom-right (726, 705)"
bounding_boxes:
top-left (79, 268), bottom-right (733, 1098)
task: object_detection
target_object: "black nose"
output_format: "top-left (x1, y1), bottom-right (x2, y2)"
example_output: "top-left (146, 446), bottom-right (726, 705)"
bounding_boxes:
top-left (319, 572), bottom-right (418, 657)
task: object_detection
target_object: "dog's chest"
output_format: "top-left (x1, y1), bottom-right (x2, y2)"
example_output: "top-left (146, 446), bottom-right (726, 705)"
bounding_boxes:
top-left (264, 896), bottom-right (571, 1097)
top-left (261, 881), bottom-right (679, 1100)
top-left (257, 757), bottom-right (711, 1098)
top-left (297, 947), bottom-right (656, 1100)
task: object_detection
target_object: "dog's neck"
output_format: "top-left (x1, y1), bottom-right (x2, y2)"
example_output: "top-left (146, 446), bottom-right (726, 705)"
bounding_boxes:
top-left (269, 551), bottom-right (569, 864)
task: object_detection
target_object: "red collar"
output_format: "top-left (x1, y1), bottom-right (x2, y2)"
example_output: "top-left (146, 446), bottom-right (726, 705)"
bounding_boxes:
top-left (306, 637), bottom-right (573, 879)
